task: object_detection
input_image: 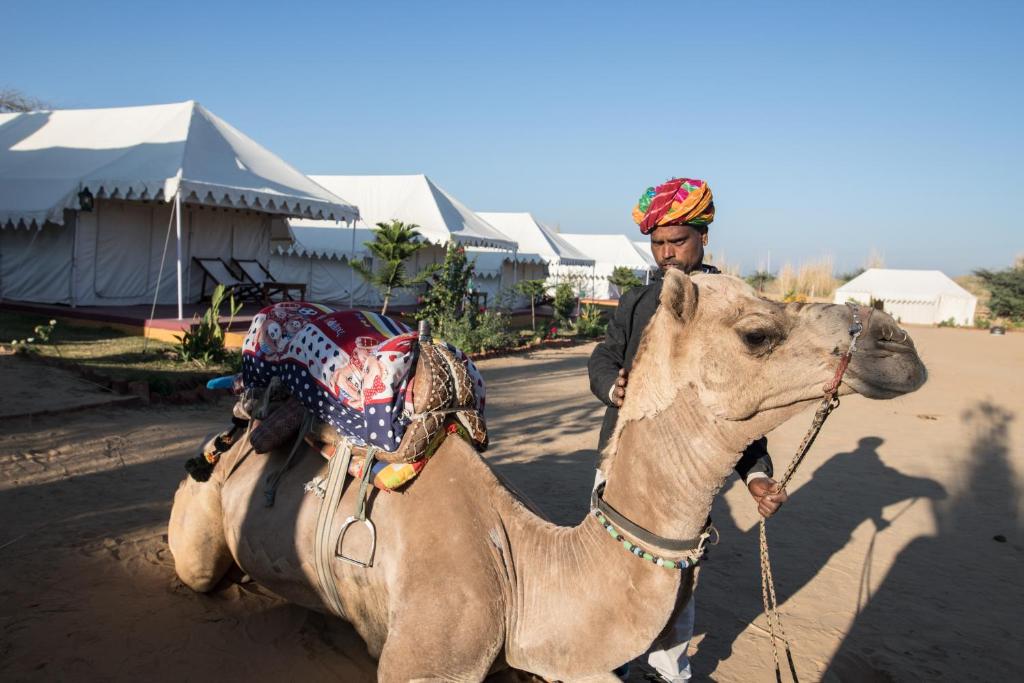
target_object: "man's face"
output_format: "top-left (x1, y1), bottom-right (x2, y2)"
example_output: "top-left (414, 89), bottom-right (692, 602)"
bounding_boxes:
top-left (649, 224), bottom-right (707, 274)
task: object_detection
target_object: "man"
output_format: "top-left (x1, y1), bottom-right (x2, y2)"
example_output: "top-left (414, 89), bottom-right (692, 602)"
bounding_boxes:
top-left (588, 177), bottom-right (788, 681)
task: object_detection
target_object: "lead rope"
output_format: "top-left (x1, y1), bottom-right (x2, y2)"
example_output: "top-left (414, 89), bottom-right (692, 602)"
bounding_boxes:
top-left (759, 304), bottom-right (867, 683)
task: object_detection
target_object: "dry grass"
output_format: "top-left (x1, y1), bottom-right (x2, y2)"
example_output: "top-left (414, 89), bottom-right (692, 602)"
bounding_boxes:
top-left (773, 256), bottom-right (837, 300)
top-left (705, 249), bottom-right (742, 277)
top-left (864, 248), bottom-right (886, 269)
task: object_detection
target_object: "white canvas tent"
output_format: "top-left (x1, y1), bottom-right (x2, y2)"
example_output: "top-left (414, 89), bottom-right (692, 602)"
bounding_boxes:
top-left (0, 101), bottom-right (358, 317)
top-left (294, 175), bottom-right (516, 250)
top-left (285, 174), bottom-right (518, 308)
top-left (833, 268), bottom-right (977, 326)
top-left (632, 240), bottom-right (658, 269)
top-left (560, 233), bottom-right (655, 300)
top-left (468, 212), bottom-right (595, 307)
top-left (270, 225), bottom-right (444, 308)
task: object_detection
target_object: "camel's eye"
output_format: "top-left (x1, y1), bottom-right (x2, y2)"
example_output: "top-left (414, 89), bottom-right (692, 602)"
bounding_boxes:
top-left (739, 328), bottom-right (776, 353)
top-left (736, 315), bottom-right (784, 354)
top-left (744, 331), bottom-right (768, 347)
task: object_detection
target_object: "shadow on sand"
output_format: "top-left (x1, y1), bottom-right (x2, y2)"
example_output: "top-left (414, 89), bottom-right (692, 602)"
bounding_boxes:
top-left (694, 436), bottom-right (947, 679)
top-left (823, 401), bottom-right (1022, 681)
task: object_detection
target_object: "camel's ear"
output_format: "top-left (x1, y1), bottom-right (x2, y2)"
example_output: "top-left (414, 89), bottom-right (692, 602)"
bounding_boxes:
top-left (660, 269), bottom-right (698, 323)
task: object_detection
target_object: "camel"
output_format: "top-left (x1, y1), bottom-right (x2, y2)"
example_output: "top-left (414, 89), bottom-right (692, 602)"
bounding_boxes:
top-left (168, 270), bottom-right (927, 681)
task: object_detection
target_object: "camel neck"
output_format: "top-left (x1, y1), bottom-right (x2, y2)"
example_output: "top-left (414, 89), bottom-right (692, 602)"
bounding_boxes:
top-left (500, 392), bottom-right (753, 675)
top-left (501, 509), bottom-right (684, 676)
top-left (600, 389), bottom-right (747, 540)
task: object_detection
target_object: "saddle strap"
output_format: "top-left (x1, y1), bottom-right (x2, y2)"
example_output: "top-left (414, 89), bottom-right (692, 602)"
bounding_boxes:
top-left (313, 441), bottom-right (353, 618)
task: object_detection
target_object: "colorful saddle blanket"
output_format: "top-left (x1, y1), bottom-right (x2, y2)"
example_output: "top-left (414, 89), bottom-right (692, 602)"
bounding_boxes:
top-left (241, 302), bottom-right (485, 454)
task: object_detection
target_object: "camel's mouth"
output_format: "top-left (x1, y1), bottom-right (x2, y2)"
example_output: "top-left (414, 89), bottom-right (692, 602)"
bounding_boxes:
top-left (844, 347), bottom-right (928, 399)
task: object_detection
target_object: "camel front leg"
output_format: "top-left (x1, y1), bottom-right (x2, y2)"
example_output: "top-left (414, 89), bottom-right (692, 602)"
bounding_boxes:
top-left (168, 474), bottom-right (234, 592)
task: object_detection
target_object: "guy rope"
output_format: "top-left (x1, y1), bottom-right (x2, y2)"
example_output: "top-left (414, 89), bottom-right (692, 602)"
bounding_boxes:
top-left (758, 303), bottom-right (871, 683)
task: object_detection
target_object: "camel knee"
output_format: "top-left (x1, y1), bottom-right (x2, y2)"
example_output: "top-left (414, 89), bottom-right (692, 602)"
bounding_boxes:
top-left (168, 476), bottom-right (233, 593)
top-left (175, 558), bottom-right (229, 593)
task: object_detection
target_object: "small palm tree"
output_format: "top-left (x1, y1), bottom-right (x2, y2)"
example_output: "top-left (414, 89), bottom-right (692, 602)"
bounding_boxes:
top-left (353, 220), bottom-right (436, 316)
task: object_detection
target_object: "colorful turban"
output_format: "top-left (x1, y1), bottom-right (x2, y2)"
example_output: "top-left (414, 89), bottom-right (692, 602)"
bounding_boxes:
top-left (632, 177), bottom-right (715, 234)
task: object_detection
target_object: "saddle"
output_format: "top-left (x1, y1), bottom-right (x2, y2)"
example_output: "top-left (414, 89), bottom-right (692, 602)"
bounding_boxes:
top-left (248, 330), bottom-right (486, 459)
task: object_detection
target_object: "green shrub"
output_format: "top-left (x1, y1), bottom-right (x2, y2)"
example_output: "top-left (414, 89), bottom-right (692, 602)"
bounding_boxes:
top-left (175, 284), bottom-right (242, 367)
top-left (937, 317), bottom-right (957, 328)
top-left (552, 281), bottom-right (576, 324)
top-left (609, 266), bottom-right (643, 295)
top-left (436, 309), bottom-right (516, 354)
top-left (745, 271), bottom-right (776, 292)
top-left (573, 303), bottom-right (607, 338)
top-left (417, 242), bottom-right (474, 336)
top-left (974, 265), bottom-right (1024, 321)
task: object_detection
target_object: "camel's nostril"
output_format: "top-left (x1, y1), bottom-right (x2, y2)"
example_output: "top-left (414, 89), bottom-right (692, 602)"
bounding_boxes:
top-left (875, 323), bottom-right (909, 345)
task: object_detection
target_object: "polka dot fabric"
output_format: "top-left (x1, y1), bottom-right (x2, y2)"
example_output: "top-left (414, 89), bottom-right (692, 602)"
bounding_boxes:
top-left (242, 306), bottom-right (457, 453)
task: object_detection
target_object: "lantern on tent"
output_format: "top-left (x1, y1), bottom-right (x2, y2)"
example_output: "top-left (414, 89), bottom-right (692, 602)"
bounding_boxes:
top-left (77, 188), bottom-right (94, 212)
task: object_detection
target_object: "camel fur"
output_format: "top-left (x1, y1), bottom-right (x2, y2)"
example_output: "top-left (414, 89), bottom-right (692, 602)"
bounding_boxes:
top-left (168, 270), bottom-right (927, 681)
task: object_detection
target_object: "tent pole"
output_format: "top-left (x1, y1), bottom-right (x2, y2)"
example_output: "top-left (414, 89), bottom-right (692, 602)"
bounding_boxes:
top-left (175, 190), bottom-right (183, 320)
top-left (70, 212), bottom-right (78, 307)
top-left (348, 219), bottom-right (355, 309)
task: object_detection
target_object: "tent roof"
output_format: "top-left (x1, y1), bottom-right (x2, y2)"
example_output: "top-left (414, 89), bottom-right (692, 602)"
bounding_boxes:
top-left (476, 212), bottom-right (594, 267)
top-left (0, 101), bottom-right (359, 229)
top-left (632, 239), bottom-right (658, 268)
top-left (292, 175), bottom-right (516, 251)
top-left (277, 225), bottom-right (379, 261)
top-left (560, 233), bottom-right (655, 272)
top-left (835, 268), bottom-right (975, 301)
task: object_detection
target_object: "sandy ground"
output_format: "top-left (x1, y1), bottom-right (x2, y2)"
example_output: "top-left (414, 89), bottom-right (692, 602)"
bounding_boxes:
top-left (0, 354), bottom-right (138, 418)
top-left (1, 328), bottom-right (1022, 681)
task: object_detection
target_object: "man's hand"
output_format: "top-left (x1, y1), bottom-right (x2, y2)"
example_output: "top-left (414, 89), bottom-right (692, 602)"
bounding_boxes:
top-left (610, 368), bottom-right (628, 407)
top-left (747, 477), bottom-right (789, 518)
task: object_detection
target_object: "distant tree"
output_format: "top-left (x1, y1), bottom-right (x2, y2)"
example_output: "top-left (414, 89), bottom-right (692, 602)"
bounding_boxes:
top-left (745, 270), bottom-right (776, 293)
top-left (609, 266), bottom-right (643, 296)
top-left (974, 264), bottom-right (1024, 321)
top-left (837, 267), bottom-right (866, 284)
top-left (352, 220), bottom-right (435, 316)
top-left (551, 281), bottom-right (576, 324)
top-left (515, 279), bottom-right (548, 332)
top-left (0, 88), bottom-right (49, 113)
top-left (417, 241), bottom-right (475, 335)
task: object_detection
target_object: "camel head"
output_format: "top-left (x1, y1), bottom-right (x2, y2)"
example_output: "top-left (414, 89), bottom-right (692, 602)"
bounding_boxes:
top-left (620, 270), bottom-right (927, 446)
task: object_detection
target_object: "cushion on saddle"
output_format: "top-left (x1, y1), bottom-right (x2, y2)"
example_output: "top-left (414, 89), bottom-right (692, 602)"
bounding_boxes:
top-left (241, 302), bottom-right (486, 457)
top-left (313, 421), bottom-right (466, 492)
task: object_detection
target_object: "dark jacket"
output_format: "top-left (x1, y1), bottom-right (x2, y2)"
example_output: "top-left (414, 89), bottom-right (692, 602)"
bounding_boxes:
top-left (588, 267), bottom-right (773, 481)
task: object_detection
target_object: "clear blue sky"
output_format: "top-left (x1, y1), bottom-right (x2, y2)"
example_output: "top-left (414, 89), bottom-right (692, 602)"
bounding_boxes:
top-left (6, 0), bottom-right (1022, 275)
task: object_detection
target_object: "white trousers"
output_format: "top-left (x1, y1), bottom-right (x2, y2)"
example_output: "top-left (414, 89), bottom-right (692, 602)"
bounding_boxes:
top-left (644, 595), bottom-right (694, 681)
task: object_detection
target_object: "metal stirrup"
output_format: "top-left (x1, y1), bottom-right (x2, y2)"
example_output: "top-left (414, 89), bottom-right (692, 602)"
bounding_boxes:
top-left (336, 448), bottom-right (377, 567)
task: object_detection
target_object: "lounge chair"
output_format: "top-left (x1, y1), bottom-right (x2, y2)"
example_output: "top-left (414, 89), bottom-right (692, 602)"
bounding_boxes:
top-left (232, 258), bottom-right (307, 304)
top-left (192, 257), bottom-right (262, 303)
